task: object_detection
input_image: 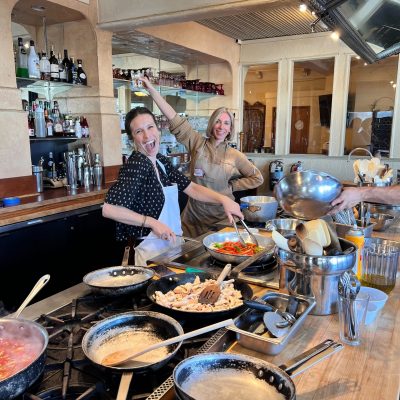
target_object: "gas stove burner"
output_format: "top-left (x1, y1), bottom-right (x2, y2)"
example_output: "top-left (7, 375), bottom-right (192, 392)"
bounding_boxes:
top-left (28, 384), bottom-right (108, 399)
top-left (210, 255), bottom-right (277, 275)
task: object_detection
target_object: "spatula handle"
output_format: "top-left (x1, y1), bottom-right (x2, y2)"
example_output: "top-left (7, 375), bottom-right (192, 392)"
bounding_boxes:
top-left (217, 264), bottom-right (232, 284)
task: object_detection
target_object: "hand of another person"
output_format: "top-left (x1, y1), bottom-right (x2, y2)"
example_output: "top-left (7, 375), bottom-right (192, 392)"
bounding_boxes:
top-left (148, 218), bottom-right (177, 242)
top-left (329, 187), bottom-right (363, 214)
top-left (221, 197), bottom-right (244, 223)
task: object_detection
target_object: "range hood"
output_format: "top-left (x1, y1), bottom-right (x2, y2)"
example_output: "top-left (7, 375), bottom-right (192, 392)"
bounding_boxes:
top-left (309, 0), bottom-right (400, 63)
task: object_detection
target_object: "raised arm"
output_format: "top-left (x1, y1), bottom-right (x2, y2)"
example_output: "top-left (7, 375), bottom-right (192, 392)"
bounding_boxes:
top-left (140, 76), bottom-right (177, 120)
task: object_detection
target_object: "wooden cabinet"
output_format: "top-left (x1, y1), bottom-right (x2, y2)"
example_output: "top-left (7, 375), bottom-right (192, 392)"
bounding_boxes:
top-left (243, 101), bottom-right (266, 152)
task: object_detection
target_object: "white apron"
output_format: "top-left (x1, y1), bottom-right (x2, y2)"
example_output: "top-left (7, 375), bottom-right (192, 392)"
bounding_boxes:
top-left (134, 160), bottom-right (183, 266)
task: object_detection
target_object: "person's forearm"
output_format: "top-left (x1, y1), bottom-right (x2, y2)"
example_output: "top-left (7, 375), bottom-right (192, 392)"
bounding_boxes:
top-left (360, 185), bottom-right (400, 204)
top-left (146, 85), bottom-right (177, 120)
top-left (102, 203), bottom-right (155, 228)
top-left (184, 182), bottom-right (224, 204)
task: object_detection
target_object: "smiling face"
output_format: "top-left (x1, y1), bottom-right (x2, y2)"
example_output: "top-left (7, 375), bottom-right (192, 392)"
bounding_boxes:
top-left (130, 113), bottom-right (160, 158)
top-left (212, 112), bottom-right (232, 144)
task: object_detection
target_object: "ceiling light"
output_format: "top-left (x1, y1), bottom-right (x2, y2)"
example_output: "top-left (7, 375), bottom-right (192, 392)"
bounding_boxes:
top-left (390, 80), bottom-right (394, 84)
top-left (31, 5), bottom-right (45, 12)
top-left (356, 56), bottom-right (360, 60)
top-left (331, 31), bottom-right (340, 40)
top-left (364, 62), bottom-right (368, 66)
top-left (393, 84), bottom-right (397, 88)
top-left (299, 2), bottom-right (307, 12)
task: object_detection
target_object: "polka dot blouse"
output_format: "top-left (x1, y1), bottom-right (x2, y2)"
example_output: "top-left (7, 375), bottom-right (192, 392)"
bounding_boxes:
top-left (105, 151), bottom-right (191, 241)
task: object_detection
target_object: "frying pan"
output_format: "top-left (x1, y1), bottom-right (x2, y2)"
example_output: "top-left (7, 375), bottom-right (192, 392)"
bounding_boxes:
top-left (0, 275), bottom-right (50, 399)
top-left (173, 339), bottom-right (343, 400)
top-left (83, 246), bottom-right (155, 296)
top-left (82, 311), bottom-right (183, 373)
top-left (0, 318), bottom-right (48, 399)
top-left (146, 272), bottom-right (253, 320)
top-left (202, 231), bottom-right (275, 264)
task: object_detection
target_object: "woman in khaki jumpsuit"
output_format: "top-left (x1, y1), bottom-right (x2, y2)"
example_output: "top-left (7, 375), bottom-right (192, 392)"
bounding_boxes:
top-left (141, 77), bottom-right (264, 237)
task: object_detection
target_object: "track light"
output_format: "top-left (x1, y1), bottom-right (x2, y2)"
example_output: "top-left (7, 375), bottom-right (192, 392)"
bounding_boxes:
top-left (299, 2), bottom-right (307, 12)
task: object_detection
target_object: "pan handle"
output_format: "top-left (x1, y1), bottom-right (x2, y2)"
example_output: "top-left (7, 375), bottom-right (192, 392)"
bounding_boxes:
top-left (121, 246), bottom-right (130, 267)
top-left (278, 339), bottom-right (343, 378)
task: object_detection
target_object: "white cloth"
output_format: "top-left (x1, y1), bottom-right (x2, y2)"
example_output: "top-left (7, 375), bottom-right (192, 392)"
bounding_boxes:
top-left (134, 160), bottom-right (183, 266)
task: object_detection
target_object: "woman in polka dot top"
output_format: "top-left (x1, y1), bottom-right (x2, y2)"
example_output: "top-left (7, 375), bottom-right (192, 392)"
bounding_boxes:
top-left (103, 107), bottom-right (243, 265)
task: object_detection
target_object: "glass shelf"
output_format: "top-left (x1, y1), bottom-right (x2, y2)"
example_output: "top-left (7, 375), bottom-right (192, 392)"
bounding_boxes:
top-left (17, 78), bottom-right (89, 101)
top-left (113, 79), bottom-right (223, 102)
top-left (29, 136), bottom-right (88, 143)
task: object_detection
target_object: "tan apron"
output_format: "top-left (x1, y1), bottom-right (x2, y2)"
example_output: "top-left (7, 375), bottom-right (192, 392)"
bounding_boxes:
top-left (182, 141), bottom-right (233, 238)
top-left (135, 160), bottom-right (183, 266)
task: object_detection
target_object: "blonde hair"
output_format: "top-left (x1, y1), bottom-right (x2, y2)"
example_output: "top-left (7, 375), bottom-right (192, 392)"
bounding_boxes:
top-left (206, 107), bottom-right (235, 141)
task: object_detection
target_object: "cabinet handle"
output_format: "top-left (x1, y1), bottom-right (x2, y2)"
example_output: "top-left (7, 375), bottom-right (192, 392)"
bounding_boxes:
top-left (77, 213), bottom-right (89, 218)
top-left (26, 219), bottom-right (44, 225)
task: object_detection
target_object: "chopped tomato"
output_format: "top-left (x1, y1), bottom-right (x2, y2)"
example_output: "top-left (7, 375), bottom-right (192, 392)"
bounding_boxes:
top-left (212, 241), bottom-right (263, 256)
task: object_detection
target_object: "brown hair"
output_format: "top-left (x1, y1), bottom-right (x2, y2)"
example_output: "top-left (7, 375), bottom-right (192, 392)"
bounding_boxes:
top-left (206, 107), bottom-right (235, 141)
top-left (125, 107), bottom-right (158, 139)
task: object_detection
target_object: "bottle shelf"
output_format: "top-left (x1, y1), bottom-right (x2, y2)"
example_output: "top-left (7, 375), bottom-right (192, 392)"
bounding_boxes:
top-left (17, 77), bottom-right (89, 101)
top-left (29, 137), bottom-right (88, 143)
top-left (113, 79), bottom-right (223, 102)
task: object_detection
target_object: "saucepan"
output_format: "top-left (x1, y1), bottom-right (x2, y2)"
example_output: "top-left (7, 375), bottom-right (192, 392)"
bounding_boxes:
top-left (173, 339), bottom-right (343, 400)
top-left (147, 272), bottom-right (253, 321)
top-left (0, 275), bottom-right (50, 399)
top-left (203, 231), bottom-right (275, 264)
top-left (82, 311), bottom-right (184, 399)
top-left (83, 246), bottom-right (155, 296)
top-left (240, 196), bottom-right (278, 223)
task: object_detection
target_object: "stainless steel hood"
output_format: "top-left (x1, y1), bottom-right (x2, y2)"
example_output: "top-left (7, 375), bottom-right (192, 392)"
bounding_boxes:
top-left (309, 0), bottom-right (400, 63)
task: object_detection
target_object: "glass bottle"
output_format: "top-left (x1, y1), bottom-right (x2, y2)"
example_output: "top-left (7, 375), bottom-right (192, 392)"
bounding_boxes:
top-left (16, 37), bottom-right (28, 78)
top-left (58, 52), bottom-right (66, 82)
top-left (70, 57), bottom-right (77, 84)
top-left (49, 46), bottom-right (59, 81)
top-left (76, 59), bottom-right (87, 85)
top-left (62, 49), bottom-right (72, 83)
top-left (34, 101), bottom-right (46, 137)
top-left (28, 106), bottom-right (35, 137)
top-left (28, 40), bottom-right (40, 79)
top-left (39, 52), bottom-right (51, 81)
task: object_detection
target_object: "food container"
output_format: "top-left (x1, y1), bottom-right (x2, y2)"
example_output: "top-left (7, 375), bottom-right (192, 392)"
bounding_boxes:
top-left (229, 292), bottom-right (315, 355)
top-left (265, 218), bottom-right (303, 236)
top-left (335, 220), bottom-right (375, 238)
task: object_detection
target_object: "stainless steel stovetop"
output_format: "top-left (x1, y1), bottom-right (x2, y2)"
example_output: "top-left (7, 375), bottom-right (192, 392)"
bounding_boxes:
top-left (149, 231), bottom-right (280, 289)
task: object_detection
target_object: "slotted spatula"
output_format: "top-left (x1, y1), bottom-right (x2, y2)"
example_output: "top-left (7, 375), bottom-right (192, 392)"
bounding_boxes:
top-left (198, 263), bottom-right (232, 305)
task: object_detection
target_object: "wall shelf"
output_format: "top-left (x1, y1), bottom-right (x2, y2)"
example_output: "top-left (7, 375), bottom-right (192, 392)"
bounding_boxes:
top-left (113, 79), bottom-right (223, 102)
top-left (30, 137), bottom-right (87, 143)
top-left (17, 78), bottom-right (90, 101)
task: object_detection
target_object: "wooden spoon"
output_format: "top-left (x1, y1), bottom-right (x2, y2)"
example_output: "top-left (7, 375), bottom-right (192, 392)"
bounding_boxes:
top-left (198, 263), bottom-right (232, 304)
top-left (101, 318), bottom-right (234, 367)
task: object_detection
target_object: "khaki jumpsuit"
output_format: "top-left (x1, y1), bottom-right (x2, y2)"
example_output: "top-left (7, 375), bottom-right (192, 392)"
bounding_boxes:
top-left (168, 115), bottom-right (264, 238)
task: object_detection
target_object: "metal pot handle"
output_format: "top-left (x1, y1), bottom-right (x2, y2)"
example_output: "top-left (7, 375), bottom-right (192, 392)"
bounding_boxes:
top-left (278, 339), bottom-right (343, 377)
top-left (121, 246), bottom-right (130, 267)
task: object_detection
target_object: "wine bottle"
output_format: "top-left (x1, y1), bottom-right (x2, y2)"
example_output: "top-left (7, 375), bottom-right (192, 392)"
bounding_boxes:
top-left (62, 49), bottom-right (71, 83)
top-left (76, 59), bottom-right (87, 85)
top-left (28, 40), bottom-right (40, 79)
top-left (70, 57), bottom-right (77, 84)
top-left (49, 46), bottom-right (59, 81)
top-left (28, 106), bottom-right (35, 137)
top-left (58, 52), bottom-right (66, 82)
top-left (16, 37), bottom-right (28, 78)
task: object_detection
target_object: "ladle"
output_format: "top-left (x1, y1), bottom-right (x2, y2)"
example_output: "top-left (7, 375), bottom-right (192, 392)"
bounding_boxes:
top-left (12, 274), bottom-right (51, 318)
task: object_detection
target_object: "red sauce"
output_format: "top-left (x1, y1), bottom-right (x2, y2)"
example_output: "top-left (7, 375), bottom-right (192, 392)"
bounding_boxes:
top-left (0, 338), bottom-right (40, 380)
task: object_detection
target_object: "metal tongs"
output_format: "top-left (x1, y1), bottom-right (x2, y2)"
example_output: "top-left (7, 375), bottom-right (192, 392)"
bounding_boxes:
top-left (232, 217), bottom-right (259, 247)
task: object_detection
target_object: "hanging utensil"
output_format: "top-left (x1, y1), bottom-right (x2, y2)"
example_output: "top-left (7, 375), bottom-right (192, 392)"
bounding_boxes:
top-left (198, 264), bottom-right (231, 305)
top-left (102, 318), bottom-right (234, 367)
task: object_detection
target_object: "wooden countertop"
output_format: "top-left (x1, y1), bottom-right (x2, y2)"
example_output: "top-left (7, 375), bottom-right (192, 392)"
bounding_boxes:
top-left (0, 184), bottom-right (112, 227)
top-left (216, 226), bottom-right (400, 400)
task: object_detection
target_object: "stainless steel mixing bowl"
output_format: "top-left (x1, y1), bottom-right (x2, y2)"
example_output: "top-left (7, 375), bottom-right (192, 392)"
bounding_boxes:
top-left (274, 170), bottom-right (342, 220)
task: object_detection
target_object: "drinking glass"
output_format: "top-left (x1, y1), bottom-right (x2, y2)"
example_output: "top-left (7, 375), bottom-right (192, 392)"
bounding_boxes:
top-left (338, 293), bottom-right (369, 346)
top-left (361, 244), bottom-right (400, 294)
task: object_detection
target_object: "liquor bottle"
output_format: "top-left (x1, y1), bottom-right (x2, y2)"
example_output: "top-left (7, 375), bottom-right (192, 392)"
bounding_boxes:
top-left (62, 49), bottom-right (71, 83)
top-left (53, 104), bottom-right (64, 137)
top-left (70, 57), bottom-right (77, 84)
top-left (16, 37), bottom-right (28, 78)
top-left (47, 152), bottom-right (55, 179)
top-left (49, 46), bottom-right (59, 81)
top-left (58, 52), bottom-right (66, 82)
top-left (28, 40), bottom-right (40, 79)
top-left (44, 104), bottom-right (53, 137)
top-left (76, 59), bottom-right (87, 85)
top-left (81, 116), bottom-right (89, 137)
top-left (39, 52), bottom-right (51, 81)
top-left (28, 106), bottom-right (35, 137)
top-left (75, 117), bottom-right (82, 138)
top-left (34, 101), bottom-right (46, 137)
